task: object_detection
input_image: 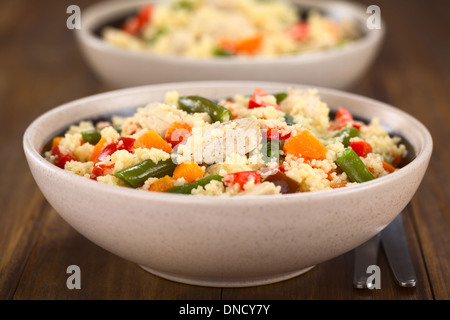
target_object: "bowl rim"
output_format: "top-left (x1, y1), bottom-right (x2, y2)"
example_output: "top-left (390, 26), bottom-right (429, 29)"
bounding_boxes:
top-left (75, 0), bottom-right (386, 65)
top-left (23, 80), bottom-right (433, 204)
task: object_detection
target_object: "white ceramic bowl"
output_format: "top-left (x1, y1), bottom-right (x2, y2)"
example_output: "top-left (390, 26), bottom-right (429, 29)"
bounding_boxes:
top-left (75, 0), bottom-right (385, 89)
top-left (23, 81), bottom-right (431, 287)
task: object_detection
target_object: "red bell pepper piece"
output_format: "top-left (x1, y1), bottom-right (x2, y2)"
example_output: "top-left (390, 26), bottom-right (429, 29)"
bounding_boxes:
top-left (330, 107), bottom-right (355, 130)
top-left (224, 171), bottom-right (261, 189)
top-left (248, 88), bottom-right (282, 110)
top-left (288, 22), bottom-right (309, 41)
top-left (96, 137), bottom-right (136, 163)
top-left (122, 4), bottom-right (153, 34)
top-left (90, 163), bottom-right (115, 180)
top-left (50, 146), bottom-right (77, 169)
top-left (265, 128), bottom-right (291, 140)
top-left (350, 140), bottom-right (373, 157)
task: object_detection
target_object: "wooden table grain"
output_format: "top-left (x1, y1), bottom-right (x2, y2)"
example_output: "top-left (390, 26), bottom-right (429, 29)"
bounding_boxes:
top-left (1, 0), bottom-right (448, 301)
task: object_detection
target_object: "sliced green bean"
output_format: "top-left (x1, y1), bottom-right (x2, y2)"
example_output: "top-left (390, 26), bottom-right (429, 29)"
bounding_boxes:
top-left (335, 148), bottom-right (375, 183)
top-left (284, 114), bottom-right (295, 126)
top-left (81, 126), bottom-right (122, 144)
top-left (334, 126), bottom-right (361, 147)
top-left (166, 174), bottom-right (224, 194)
top-left (147, 27), bottom-right (167, 44)
top-left (178, 96), bottom-right (232, 123)
top-left (273, 92), bottom-right (287, 104)
top-left (81, 130), bottom-right (101, 144)
top-left (261, 140), bottom-right (281, 163)
top-left (213, 47), bottom-right (233, 57)
top-left (115, 159), bottom-right (177, 188)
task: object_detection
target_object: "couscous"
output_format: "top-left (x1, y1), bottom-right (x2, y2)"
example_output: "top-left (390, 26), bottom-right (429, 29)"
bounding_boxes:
top-left (45, 87), bottom-right (407, 196)
top-left (102, 0), bottom-right (361, 58)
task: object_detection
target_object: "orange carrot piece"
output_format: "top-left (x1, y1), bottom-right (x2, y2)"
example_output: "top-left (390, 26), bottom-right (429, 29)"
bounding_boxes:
top-left (134, 129), bottom-right (172, 153)
top-left (218, 34), bottom-right (263, 55)
top-left (149, 176), bottom-right (174, 192)
top-left (89, 137), bottom-right (108, 162)
top-left (383, 161), bottom-right (396, 173)
top-left (52, 137), bottom-right (63, 149)
top-left (165, 122), bottom-right (192, 148)
top-left (172, 162), bottom-right (204, 183)
top-left (283, 130), bottom-right (328, 160)
top-left (331, 182), bottom-right (347, 189)
top-left (235, 34), bottom-right (263, 55)
top-left (391, 154), bottom-right (402, 167)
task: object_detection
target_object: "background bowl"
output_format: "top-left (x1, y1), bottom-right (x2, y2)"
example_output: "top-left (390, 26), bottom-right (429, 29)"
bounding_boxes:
top-left (75, 0), bottom-right (385, 89)
top-left (23, 81), bottom-right (431, 287)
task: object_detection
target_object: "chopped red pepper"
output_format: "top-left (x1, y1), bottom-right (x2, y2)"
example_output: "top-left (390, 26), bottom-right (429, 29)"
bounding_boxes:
top-left (90, 163), bottom-right (115, 180)
top-left (50, 146), bottom-right (77, 169)
top-left (122, 17), bottom-right (141, 34)
top-left (350, 140), bottom-right (373, 157)
top-left (264, 128), bottom-right (291, 140)
top-left (248, 88), bottom-right (282, 110)
top-left (96, 137), bottom-right (136, 163)
top-left (122, 4), bottom-right (153, 34)
top-left (329, 107), bottom-right (354, 130)
top-left (288, 22), bottom-right (309, 41)
top-left (352, 121), bottom-right (363, 130)
top-left (224, 171), bottom-right (261, 189)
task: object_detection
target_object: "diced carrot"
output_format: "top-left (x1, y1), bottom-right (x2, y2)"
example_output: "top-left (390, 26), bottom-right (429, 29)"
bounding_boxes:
top-left (172, 162), bottom-right (204, 183)
top-left (134, 129), bottom-right (173, 153)
top-left (52, 137), bottom-right (63, 149)
top-left (149, 176), bottom-right (174, 192)
top-left (89, 137), bottom-right (108, 162)
top-left (383, 161), bottom-right (396, 173)
top-left (165, 122), bottom-right (192, 148)
top-left (326, 20), bottom-right (340, 41)
top-left (235, 34), bottom-right (263, 55)
top-left (283, 130), bottom-right (328, 160)
top-left (391, 154), bottom-right (402, 167)
top-left (225, 105), bottom-right (239, 120)
top-left (218, 34), bottom-right (263, 55)
top-left (331, 182), bottom-right (347, 189)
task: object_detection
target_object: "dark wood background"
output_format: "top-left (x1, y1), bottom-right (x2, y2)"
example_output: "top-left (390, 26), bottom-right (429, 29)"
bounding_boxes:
top-left (1, 0), bottom-right (448, 300)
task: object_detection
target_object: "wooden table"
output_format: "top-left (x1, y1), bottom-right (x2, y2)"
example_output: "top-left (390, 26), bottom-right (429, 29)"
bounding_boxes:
top-left (1, 0), bottom-right (448, 301)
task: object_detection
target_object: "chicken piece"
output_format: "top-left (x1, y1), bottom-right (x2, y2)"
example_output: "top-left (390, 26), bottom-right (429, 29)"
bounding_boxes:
top-left (178, 117), bottom-right (261, 164)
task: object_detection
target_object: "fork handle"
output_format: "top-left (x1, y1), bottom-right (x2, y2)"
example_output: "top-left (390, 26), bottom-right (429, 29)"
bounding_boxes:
top-left (353, 234), bottom-right (381, 288)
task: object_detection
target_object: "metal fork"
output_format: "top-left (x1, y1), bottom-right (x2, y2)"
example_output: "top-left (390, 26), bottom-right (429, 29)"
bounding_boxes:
top-left (353, 211), bottom-right (417, 288)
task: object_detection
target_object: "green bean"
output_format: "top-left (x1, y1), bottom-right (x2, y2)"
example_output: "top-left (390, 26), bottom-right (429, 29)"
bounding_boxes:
top-left (166, 174), bottom-right (224, 194)
top-left (81, 130), bottom-right (101, 144)
top-left (81, 126), bottom-right (122, 144)
top-left (172, 0), bottom-right (194, 10)
top-left (284, 114), bottom-right (295, 126)
top-left (273, 92), bottom-right (287, 104)
top-left (178, 96), bottom-right (233, 123)
top-left (261, 140), bottom-right (281, 163)
top-left (115, 159), bottom-right (177, 188)
top-left (147, 27), bottom-right (167, 44)
top-left (334, 126), bottom-right (361, 147)
top-left (335, 148), bottom-right (375, 183)
top-left (213, 47), bottom-right (233, 57)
